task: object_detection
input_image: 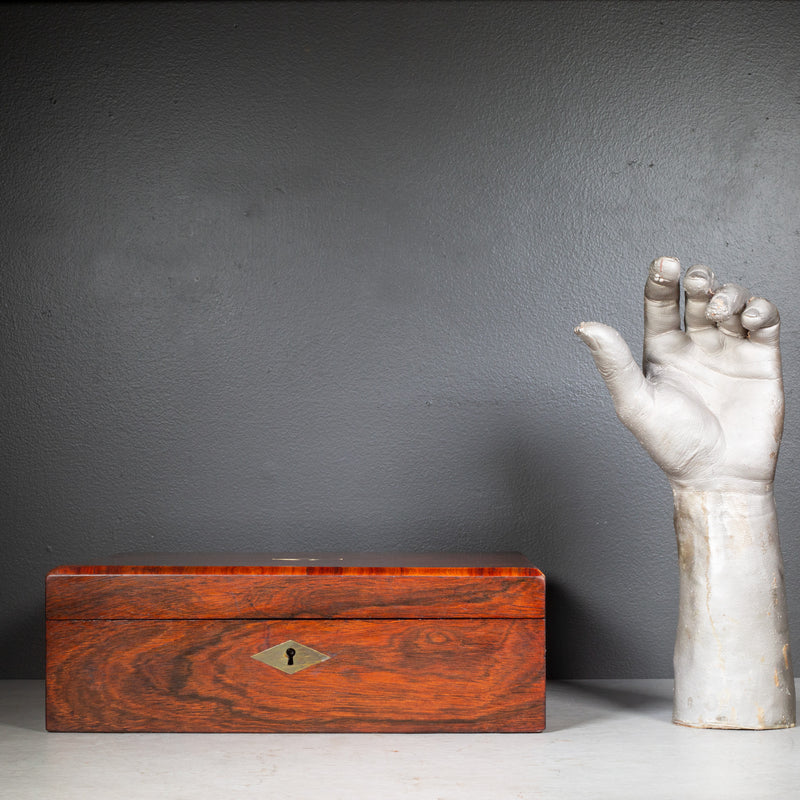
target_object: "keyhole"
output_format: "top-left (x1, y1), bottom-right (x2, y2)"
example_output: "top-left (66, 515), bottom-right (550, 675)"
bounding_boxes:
top-left (285, 647), bottom-right (296, 666)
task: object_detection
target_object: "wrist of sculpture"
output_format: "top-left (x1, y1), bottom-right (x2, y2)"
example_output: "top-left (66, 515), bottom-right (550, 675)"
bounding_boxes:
top-left (577, 256), bottom-right (793, 728)
top-left (670, 485), bottom-right (795, 729)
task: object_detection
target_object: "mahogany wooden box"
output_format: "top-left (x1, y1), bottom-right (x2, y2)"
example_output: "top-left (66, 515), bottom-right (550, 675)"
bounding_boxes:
top-left (46, 552), bottom-right (545, 733)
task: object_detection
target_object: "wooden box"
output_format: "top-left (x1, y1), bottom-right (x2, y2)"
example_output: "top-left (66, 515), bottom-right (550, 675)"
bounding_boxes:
top-left (46, 552), bottom-right (545, 733)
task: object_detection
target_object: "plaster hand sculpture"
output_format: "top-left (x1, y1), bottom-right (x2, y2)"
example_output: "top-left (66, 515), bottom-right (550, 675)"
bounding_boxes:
top-left (575, 257), bottom-right (795, 729)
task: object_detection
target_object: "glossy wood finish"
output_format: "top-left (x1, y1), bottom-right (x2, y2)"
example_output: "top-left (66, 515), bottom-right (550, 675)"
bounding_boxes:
top-left (46, 553), bottom-right (544, 620)
top-left (47, 574), bottom-right (543, 620)
top-left (47, 618), bottom-right (544, 732)
top-left (46, 553), bottom-right (545, 732)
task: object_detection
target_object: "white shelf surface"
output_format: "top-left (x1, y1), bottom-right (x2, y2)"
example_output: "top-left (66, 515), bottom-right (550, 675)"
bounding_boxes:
top-left (2, 679), bottom-right (799, 799)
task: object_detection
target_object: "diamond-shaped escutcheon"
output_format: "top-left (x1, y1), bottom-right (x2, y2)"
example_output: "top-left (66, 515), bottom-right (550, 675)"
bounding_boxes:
top-left (251, 639), bottom-right (331, 674)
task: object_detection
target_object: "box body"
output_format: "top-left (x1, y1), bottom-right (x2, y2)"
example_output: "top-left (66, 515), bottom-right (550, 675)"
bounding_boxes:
top-left (46, 552), bottom-right (545, 732)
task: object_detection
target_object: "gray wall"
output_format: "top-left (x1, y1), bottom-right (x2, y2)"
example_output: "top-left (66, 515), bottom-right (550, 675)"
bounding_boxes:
top-left (3, 1), bottom-right (800, 678)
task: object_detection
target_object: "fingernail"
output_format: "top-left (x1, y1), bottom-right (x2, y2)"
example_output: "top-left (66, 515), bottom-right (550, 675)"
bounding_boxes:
top-left (684, 264), bottom-right (717, 297)
top-left (574, 324), bottom-right (597, 348)
top-left (649, 256), bottom-right (680, 284)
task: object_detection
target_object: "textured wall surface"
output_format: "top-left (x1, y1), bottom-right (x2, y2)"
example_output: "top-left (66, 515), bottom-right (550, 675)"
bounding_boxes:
top-left (3, 1), bottom-right (800, 678)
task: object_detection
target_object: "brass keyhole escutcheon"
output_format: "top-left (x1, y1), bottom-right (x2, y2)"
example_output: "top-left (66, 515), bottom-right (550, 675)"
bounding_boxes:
top-left (252, 640), bottom-right (331, 674)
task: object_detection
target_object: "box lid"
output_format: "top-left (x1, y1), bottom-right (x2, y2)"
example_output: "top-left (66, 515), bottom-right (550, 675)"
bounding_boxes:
top-left (47, 552), bottom-right (544, 620)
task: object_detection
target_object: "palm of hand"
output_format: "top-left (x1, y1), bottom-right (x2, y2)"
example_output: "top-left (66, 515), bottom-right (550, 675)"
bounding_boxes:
top-left (577, 258), bottom-right (783, 492)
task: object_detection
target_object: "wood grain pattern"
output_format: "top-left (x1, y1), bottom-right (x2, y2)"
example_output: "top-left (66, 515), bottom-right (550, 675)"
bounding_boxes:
top-left (46, 553), bottom-right (545, 732)
top-left (47, 573), bottom-right (544, 620)
top-left (46, 618), bottom-right (545, 732)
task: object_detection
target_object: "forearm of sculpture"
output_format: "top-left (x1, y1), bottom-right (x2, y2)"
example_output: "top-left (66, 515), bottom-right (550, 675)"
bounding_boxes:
top-left (671, 485), bottom-right (795, 728)
top-left (577, 257), bottom-right (793, 728)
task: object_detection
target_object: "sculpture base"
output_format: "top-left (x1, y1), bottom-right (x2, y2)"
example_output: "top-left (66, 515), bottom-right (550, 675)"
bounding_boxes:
top-left (673, 717), bottom-right (795, 731)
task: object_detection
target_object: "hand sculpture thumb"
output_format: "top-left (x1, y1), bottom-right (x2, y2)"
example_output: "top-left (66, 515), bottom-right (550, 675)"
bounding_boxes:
top-left (574, 322), bottom-right (653, 436)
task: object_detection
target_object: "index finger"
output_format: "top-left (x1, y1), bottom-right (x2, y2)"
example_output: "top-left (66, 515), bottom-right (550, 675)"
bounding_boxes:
top-left (644, 256), bottom-right (682, 341)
